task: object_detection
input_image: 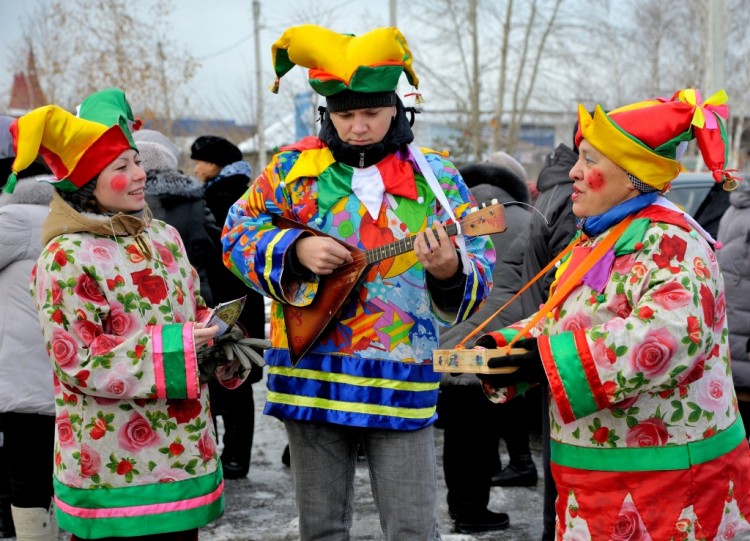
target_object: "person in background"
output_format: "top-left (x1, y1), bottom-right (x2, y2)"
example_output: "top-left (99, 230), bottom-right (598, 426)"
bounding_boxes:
top-left (222, 24), bottom-right (494, 541)
top-left (134, 130), bottom-right (221, 307)
top-left (132, 128), bottom-right (181, 165)
top-left (477, 152), bottom-right (541, 490)
top-left (0, 116), bottom-right (57, 541)
top-left (476, 88), bottom-right (750, 539)
top-left (487, 150), bottom-right (538, 203)
top-left (190, 134), bottom-right (265, 480)
top-left (8, 87), bottom-right (247, 540)
top-left (520, 136), bottom-right (579, 540)
top-left (716, 180), bottom-right (750, 435)
top-left (438, 158), bottom-right (531, 534)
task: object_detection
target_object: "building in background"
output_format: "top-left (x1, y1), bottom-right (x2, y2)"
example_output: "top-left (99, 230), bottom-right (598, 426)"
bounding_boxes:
top-left (6, 49), bottom-right (47, 116)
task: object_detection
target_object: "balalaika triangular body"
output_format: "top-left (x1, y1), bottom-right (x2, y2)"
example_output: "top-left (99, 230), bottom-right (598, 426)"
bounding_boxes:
top-left (273, 202), bottom-right (506, 365)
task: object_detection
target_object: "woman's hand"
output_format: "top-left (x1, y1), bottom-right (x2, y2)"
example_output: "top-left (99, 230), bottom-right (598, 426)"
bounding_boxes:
top-left (295, 236), bottom-right (354, 275)
top-left (413, 221), bottom-right (459, 280)
top-left (194, 323), bottom-right (220, 349)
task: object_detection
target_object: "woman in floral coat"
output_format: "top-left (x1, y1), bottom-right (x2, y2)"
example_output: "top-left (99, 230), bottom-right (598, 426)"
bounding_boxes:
top-left (477, 89), bottom-right (750, 540)
top-left (6, 88), bottom-right (242, 541)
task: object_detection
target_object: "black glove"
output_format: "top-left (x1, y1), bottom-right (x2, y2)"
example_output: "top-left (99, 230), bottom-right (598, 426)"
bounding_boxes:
top-left (476, 337), bottom-right (545, 388)
top-left (197, 347), bottom-right (221, 383)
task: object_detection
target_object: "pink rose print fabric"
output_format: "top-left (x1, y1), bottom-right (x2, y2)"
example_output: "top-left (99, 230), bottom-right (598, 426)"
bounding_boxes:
top-left (32, 218), bottom-right (237, 499)
top-left (483, 208), bottom-right (750, 540)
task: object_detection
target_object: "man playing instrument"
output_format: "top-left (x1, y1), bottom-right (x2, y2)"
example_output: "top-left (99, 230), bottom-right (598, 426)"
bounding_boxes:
top-left (222, 24), bottom-right (494, 541)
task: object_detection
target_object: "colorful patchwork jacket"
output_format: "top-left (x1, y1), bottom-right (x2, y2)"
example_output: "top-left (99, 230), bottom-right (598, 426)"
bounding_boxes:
top-left (32, 193), bottom-right (244, 538)
top-left (482, 203), bottom-right (750, 540)
top-left (223, 138), bottom-right (494, 431)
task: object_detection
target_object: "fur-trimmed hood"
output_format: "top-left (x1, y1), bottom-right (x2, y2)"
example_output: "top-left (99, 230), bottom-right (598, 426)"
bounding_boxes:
top-left (145, 169), bottom-right (205, 201)
top-left (41, 191), bottom-right (152, 246)
top-left (459, 162), bottom-right (530, 205)
top-left (0, 175), bottom-right (54, 208)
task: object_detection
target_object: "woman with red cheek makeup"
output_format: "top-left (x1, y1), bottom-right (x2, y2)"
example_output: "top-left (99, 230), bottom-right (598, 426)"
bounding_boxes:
top-left (474, 89), bottom-right (750, 540)
top-left (4, 88), bottom-right (248, 541)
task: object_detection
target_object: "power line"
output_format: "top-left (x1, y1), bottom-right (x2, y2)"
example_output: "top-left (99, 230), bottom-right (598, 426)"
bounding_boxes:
top-left (197, 33), bottom-right (254, 60)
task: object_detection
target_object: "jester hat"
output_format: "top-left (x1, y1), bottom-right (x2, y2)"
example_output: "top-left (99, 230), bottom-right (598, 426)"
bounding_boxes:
top-left (270, 24), bottom-right (419, 99)
top-left (575, 89), bottom-right (737, 192)
top-left (4, 87), bottom-right (142, 194)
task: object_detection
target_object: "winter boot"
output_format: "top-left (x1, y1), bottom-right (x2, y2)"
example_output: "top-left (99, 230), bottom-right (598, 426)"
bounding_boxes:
top-left (490, 453), bottom-right (538, 487)
top-left (0, 494), bottom-right (14, 538)
top-left (10, 505), bottom-right (58, 541)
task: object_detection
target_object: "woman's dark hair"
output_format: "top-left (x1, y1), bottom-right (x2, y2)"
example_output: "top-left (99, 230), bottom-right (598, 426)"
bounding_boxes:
top-left (58, 177), bottom-right (102, 214)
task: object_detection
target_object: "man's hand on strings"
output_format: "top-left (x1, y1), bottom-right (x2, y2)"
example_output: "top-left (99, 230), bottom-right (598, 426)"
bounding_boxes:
top-left (295, 236), bottom-right (354, 275)
top-left (414, 221), bottom-right (459, 280)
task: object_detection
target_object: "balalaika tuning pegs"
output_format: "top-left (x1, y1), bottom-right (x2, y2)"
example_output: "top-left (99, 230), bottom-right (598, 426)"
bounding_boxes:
top-left (491, 198), bottom-right (498, 205)
top-left (470, 206), bottom-right (479, 213)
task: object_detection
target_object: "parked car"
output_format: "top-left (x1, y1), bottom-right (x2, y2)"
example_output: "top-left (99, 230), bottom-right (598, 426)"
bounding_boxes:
top-left (664, 172), bottom-right (732, 239)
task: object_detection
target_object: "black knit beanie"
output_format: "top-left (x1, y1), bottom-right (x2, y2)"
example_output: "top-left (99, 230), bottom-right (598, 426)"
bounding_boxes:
top-left (190, 136), bottom-right (242, 167)
top-left (326, 90), bottom-right (398, 113)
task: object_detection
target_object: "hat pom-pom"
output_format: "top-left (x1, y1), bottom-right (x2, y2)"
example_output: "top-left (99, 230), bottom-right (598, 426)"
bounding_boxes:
top-left (269, 77), bottom-right (280, 94)
top-left (2, 172), bottom-right (18, 194)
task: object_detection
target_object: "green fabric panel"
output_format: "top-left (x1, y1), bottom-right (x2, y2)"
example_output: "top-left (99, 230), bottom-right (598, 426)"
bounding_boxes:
top-left (718, 115), bottom-right (729, 162)
top-left (498, 328), bottom-right (519, 343)
top-left (653, 130), bottom-right (693, 159)
top-left (161, 324), bottom-right (188, 399)
top-left (348, 65), bottom-right (404, 93)
top-left (614, 218), bottom-right (650, 256)
top-left (53, 468), bottom-right (222, 507)
top-left (56, 496), bottom-right (223, 539)
top-left (309, 78), bottom-right (348, 97)
top-left (391, 173), bottom-right (434, 233)
top-left (551, 418), bottom-right (746, 471)
top-left (274, 48), bottom-right (295, 78)
top-left (316, 163), bottom-right (354, 218)
top-left (548, 332), bottom-right (598, 419)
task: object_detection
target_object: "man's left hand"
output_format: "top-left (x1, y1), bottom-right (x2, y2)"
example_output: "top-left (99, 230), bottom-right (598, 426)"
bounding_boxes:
top-left (414, 221), bottom-right (459, 280)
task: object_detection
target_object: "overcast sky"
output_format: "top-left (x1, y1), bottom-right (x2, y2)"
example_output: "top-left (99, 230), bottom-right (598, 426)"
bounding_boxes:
top-left (0, 0), bottom-right (403, 122)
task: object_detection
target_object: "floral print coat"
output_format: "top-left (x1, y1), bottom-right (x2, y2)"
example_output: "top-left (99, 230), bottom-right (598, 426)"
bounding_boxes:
top-left (32, 194), bottom-right (243, 538)
top-left (483, 204), bottom-right (750, 541)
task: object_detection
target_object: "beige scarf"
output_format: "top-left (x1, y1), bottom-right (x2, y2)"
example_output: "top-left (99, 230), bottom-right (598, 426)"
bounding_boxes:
top-left (41, 191), bottom-right (154, 258)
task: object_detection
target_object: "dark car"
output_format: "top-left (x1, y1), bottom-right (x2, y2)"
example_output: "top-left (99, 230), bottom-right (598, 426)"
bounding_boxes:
top-left (664, 172), bottom-right (731, 239)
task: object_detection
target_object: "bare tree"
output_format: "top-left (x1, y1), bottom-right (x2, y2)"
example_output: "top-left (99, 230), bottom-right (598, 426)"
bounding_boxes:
top-left (404, 0), bottom-right (575, 163)
top-left (10, 0), bottom-right (198, 135)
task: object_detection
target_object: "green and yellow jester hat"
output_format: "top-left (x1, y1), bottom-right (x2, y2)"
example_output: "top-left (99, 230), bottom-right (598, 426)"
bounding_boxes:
top-left (270, 24), bottom-right (420, 112)
top-left (575, 88), bottom-right (739, 192)
top-left (3, 87), bottom-right (142, 194)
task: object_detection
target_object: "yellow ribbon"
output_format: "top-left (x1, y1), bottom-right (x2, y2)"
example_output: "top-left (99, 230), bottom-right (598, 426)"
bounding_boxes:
top-left (678, 88), bottom-right (728, 129)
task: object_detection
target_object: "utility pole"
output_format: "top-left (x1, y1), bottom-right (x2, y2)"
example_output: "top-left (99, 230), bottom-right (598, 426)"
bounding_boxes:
top-left (253, 0), bottom-right (266, 168)
top-left (705, 0), bottom-right (726, 94)
top-left (157, 41), bottom-right (173, 137)
top-left (389, 0), bottom-right (397, 26)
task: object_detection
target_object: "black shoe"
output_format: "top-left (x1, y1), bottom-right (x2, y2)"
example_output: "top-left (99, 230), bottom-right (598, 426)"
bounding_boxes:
top-left (491, 459), bottom-right (538, 487)
top-left (0, 502), bottom-right (14, 539)
top-left (222, 457), bottom-right (249, 479)
top-left (454, 510), bottom-right (510, 533)
top-left (281, 444), bottom-right (291, 467)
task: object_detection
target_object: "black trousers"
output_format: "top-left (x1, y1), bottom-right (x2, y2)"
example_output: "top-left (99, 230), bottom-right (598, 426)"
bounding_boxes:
top-left (440, 385), bottom-right (501, 515)
top-left (0, 412), bottom-right (55, 508)
top-left (209, 377), bottom-right (255, 473)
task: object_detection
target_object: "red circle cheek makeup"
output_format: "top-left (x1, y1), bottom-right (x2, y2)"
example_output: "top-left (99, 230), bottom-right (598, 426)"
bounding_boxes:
top-left (110, 174), bottom-right (129, 192)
